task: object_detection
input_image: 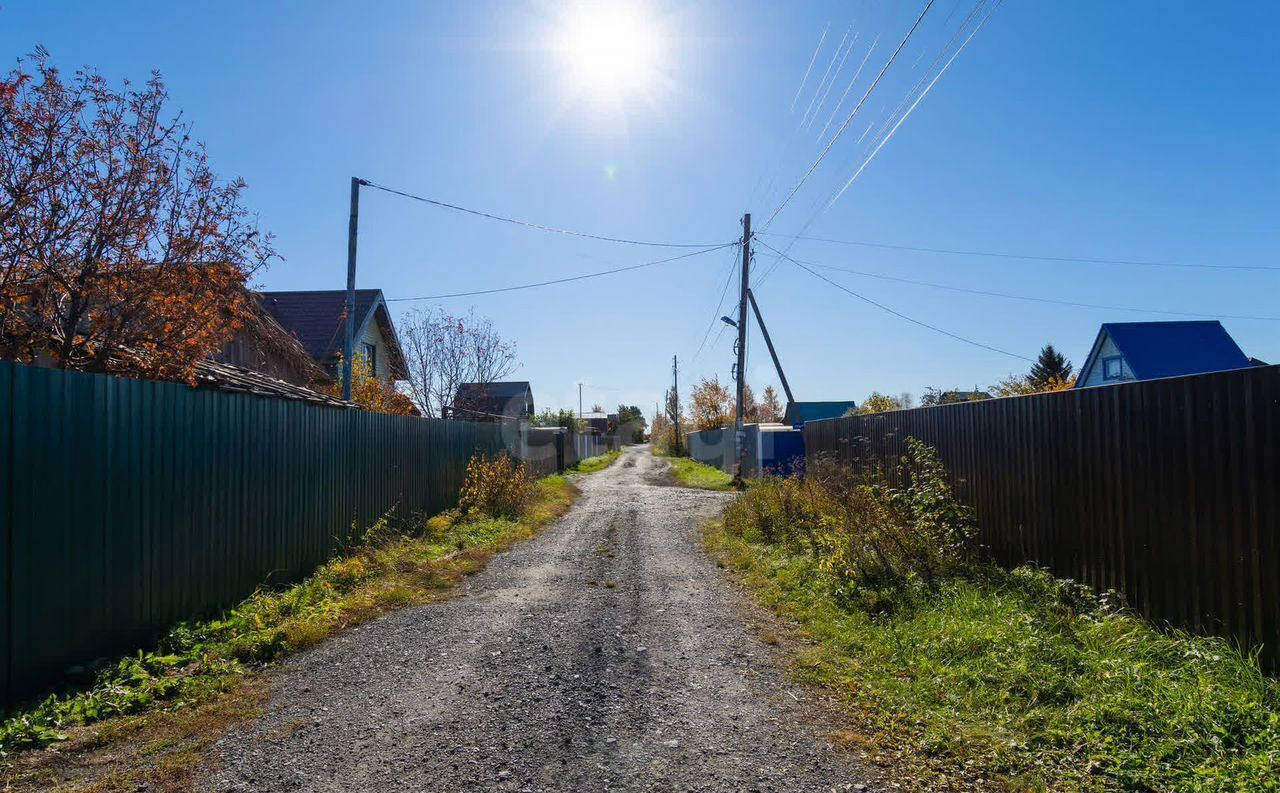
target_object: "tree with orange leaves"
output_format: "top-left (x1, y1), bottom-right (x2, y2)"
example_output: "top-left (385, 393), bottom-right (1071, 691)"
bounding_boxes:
top-left (0, 49), bottom-right (275, 382)
top-left (327, 352), bottom-right (417, 416)
top-left (690, 376), bottom-right (733, 431)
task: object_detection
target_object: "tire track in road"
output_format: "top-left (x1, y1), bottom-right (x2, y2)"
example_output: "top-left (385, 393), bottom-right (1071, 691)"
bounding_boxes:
top-left (204, 445), bottom-right (883, 792)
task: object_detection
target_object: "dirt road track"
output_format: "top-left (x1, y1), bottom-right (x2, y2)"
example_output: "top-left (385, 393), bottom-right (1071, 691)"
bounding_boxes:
top-left (204, 445), bottom-right (881, 792)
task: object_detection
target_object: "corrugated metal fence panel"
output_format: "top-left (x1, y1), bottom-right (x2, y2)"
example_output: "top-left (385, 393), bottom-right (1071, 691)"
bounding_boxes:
top-left (687, 429), bottom-right (731, 472)
top-left (0, 360), bottom-right (511, 707)
top-left (0, 363), bottom-right (10, 705)
top-left (803, 365), bottom-right (1280, 667)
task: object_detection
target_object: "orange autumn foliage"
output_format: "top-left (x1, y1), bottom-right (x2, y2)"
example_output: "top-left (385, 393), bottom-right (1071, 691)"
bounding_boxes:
top-left (0, 50), bottom-right (275, 382)
top-left (328, 352), bottom-right (417, 416)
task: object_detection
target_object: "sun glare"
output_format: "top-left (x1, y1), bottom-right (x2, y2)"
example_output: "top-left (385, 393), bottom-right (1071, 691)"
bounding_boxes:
top-left (552, 2), bottom-right (664, 101)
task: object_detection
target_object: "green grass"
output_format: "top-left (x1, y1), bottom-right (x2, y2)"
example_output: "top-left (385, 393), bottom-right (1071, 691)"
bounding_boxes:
top-left (572, 449), bottom-right (622, 474)
top-left (662, 454), bottom-right (735, 490)
top-left (705, 520), bottom-right (1280, 791)
top-left (0, 475), bottom-right (577, 766)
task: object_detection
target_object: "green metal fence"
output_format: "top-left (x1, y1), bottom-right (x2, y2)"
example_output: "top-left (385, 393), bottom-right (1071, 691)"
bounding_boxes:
top-left (0, 360), bottom-right (509, 707)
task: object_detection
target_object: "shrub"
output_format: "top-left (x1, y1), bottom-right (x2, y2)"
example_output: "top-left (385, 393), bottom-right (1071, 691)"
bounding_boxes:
top-left (456, 452), bottom-right (531, 519)
top-left (723, 439), bottom-right (976, 595)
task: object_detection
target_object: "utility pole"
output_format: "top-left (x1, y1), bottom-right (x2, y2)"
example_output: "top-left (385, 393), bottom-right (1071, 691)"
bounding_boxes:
top-left (343, 177), bottom-right (364, 401)
top-left (733, 213), bottom-right (751, 484)
top-left (578, 382), bottom-right (583, 419)
top-left (670, 354), bottom-right (682, 455)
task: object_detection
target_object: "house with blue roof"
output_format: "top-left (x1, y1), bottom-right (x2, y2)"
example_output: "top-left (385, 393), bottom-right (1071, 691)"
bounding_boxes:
top-left (1075, 321), bottom-right (1256, 388)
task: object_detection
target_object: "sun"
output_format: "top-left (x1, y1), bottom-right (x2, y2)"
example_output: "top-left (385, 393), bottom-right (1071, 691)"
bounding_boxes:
top-left (551, 2), bottom-right (665, 101)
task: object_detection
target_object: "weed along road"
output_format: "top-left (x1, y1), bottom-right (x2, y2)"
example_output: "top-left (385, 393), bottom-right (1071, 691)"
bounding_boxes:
top-left (205, 445), bottom-right (880, 792)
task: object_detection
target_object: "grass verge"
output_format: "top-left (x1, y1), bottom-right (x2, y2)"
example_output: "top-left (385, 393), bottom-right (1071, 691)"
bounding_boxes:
top-left (658, 453), bottom-right (734, 490)
top-left (0, 473), bottom-right (576, 792)
top-left (705, 517), bottom-right (1280, 792)
top-left (572, 449), bottom-right (622, 474)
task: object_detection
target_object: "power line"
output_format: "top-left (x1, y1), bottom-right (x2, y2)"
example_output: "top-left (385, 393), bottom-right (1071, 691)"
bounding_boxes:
top-left (816, 35), bottom-right (880, 142)
top-left (790, 253), bottom-right (1280, 321)
top-left (827, 1), bottom-right (997, 208)
top-left (384, 244), bottom-right (734, 303)
top-left (800, 26), bottom-right (851, 128)
top-left (789, 23), bottom-right (831, 114)
top-left (361, 180), bottom-right (732, 249)
top-left (757, 239), bottom-right (1034, 362)
top-left (761, 0), bottom-right (938, 232)
top-left (691, 243), bottom-right (742, 362)
top-left (759, 231), bottom-right (1280, 272)
top-left (805, 29), bottom-right (859, 130)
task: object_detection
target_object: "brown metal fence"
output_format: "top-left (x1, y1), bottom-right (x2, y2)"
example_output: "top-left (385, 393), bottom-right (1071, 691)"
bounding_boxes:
top-left (803, 364), bottom-right (1280, 666)
top-left (0, 360), bottom-right (515, 707)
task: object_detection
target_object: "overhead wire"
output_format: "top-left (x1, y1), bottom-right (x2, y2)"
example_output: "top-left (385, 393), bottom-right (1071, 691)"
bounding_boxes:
top-left (757, 239), bottom-right (1034, 362)
top-left (384, 243), bottom-right (734, 302)
top-left (805, 31), bottom-right (859, 131)
top-left (816, 35), bottom-right (880, 142)
top-left (788, 23), bottom-right (830, 114)
top-left (759, 232), bottom-right (1280, 272)
top-left (790, 253), bottom-right (1280, 321)
top-left (860, 0), bottom-right (988, 153)
top-left (691, 242), bottom-right (742, 362)
top-left (761, 0), bottom-right (938, 233)
top-left (827, 1), bottom-right (997, 207)
top-left (756, 0), bottom-right (993, 288)
top-left (799, 26), bottom-right (851, 128)
top-left (361, 180), bottom-right (732, 249)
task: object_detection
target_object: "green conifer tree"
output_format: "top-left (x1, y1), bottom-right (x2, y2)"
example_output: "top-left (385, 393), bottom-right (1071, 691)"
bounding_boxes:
top-left (1028, 344), bottom-right (1073, 388)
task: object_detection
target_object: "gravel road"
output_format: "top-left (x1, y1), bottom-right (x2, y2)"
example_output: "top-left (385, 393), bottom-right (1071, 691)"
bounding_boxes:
top-left (204, 445), bottom-right (881, 792)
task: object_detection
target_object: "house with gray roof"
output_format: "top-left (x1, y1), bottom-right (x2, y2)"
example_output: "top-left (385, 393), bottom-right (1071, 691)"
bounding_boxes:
top-left (257, 289), bottom-right (407, 382)
top-left (447, 381), bottom-right (534, 422)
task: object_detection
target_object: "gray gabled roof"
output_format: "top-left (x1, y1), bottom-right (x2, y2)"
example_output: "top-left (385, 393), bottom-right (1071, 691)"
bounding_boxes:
top-left (258, 289), bottom-right (406, 377)
top-left (452, 381), bottom-right (534, 418)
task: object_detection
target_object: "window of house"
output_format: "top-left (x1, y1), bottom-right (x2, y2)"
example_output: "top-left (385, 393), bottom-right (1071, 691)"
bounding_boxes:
top-left (362, 342), bottom-right (377, 375)
top-left (1102, 355), bottom-right (1124, 380)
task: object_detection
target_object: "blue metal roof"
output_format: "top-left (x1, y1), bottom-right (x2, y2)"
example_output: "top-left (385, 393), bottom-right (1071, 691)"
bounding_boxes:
top-left (783, 401), bottom-right (859, 425)
top-left (1078, 321), bottom-right (1252, 385)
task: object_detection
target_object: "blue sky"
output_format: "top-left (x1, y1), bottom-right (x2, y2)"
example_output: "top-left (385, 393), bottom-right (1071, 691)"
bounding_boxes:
top-left (4, 1), bottom-right (1277, 416)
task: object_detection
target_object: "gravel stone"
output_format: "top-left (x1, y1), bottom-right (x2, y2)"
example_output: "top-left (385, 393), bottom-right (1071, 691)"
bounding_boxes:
top-left (202, 445), bottom-right (883, 792)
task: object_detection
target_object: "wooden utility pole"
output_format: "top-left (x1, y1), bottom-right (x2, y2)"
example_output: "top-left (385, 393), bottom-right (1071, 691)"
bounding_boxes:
top-left (343, 177), bottom-right (364, 401)
top-left (733, 213), bottom-right (751, 484)
top-left (578, 382), bottom-right (583, 419)
top-left (670, 354), bottom-right (682, 455)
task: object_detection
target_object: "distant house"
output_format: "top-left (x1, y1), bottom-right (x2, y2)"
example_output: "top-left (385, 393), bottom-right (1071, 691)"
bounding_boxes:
top-left (578, 411), bottom-right (616, 435)
top-left (1075, 321), bottom-right (1254, 388)
top-left (256, 289), bottom-right (407, 382)
top-left (938, 389), bottom-right (991, 404)
top-left (448, 381), bottom-right (534, 422)
top-left (782, 400), bottom-right (860, 426)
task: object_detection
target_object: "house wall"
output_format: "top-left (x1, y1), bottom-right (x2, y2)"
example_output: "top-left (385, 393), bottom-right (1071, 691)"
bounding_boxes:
top-left (357, 320), bottom-right (394, 380)
top-left (1080, 334), bottom-right (1134, 387)
top-left (218, 334), bottom-right (322, 387)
